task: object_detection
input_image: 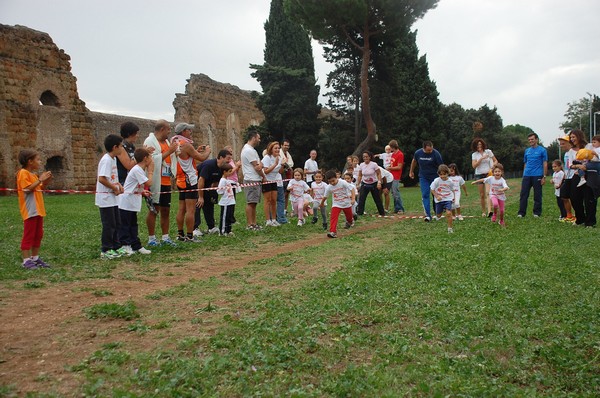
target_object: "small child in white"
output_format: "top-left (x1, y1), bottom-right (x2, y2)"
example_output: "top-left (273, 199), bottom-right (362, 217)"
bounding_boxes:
top-left (471, 163), bottom-right (510, 227)
top-left (311, 171), bottom-right (328, 230)
top-left (343, 172), bottom-right (359, 221)
top-left (551, 159), bottom-right (567, 220)
top-left (321, 170), bottom-right (356, 238)
top-left (430, 164), bottom-right (456, 233)
top-left (374, 145), bottom-right (393, 169)
top-left (217, 164), bottom-right (236, 236)
top-left (287, 168), bottom-right (311, 226)
top-left (448, 163), bottom-right (467, 221)
top-left (118, 148), bottom-right (154, 255)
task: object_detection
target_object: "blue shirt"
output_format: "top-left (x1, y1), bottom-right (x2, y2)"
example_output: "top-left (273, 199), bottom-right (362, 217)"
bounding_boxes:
top-left (523, 145), bottom-right (548, 176)
top-left (414, 148), bottom-right (443, 181)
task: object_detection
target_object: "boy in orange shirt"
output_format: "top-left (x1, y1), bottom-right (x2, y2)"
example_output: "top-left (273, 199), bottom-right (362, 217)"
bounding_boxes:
top-left (17, 149), bottom-right (53, 269)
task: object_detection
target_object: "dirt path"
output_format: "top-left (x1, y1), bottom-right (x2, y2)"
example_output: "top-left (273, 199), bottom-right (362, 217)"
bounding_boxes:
top-left (0, 219), bottom-right (397, 395)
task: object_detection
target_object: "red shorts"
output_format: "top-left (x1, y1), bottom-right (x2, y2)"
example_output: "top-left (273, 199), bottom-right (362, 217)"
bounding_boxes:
top-left (21, 216), bottom-right (44, 250)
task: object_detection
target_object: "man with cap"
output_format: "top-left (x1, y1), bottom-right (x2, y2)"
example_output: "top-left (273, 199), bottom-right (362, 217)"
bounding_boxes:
top-left (172, 123), bottom-right (211, 242)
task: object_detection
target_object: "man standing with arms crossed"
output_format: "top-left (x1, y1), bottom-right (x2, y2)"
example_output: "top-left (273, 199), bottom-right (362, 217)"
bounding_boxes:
top-left (241, 130), bottom-right (267, 231)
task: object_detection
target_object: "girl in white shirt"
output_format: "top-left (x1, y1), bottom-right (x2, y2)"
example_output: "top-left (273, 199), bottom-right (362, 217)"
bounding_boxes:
top-left (287, 168), bottom-right (311, 226)
top-left (471, 163), bottom-right (510, 227)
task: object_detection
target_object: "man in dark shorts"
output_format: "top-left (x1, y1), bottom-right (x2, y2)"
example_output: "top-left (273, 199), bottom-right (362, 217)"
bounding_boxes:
top-left (196, 149), bottom-right (233, 234)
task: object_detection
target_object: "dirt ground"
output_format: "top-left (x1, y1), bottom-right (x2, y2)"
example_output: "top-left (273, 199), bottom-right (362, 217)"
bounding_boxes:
top-left (0, 219), bottom-right (397, 396)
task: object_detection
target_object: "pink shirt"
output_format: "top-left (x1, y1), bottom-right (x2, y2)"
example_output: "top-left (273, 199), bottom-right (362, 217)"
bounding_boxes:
top-left (359, 161), bottom-right (379, 184)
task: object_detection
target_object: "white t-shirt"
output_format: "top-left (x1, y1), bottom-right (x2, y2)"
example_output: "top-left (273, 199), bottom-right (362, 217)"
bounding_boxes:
top-left (359, 161), bottom-right (379, 184)
top-left (217, 177), bottom-right (236, 206)
top-left (472, 149), bottom-right (495, 175)
top-left (95, 153), bottom-right (119, 208)
top-left (262, 154), bottom-right (283, 187)
top-left (304, 158), bottom-right (319, 183)
top-left (552, 170), bottom-right (565, 197)
top-left (449, 175), bottom-right (465, 208)
top-left (118, 164), bottom-right (148, 212)
top-left (324, 179), bottom-right (354, 208)
top-left (378, 166), bottom-right (393, 183)
top-left (311, 181), bottom-right (328, 205)
top-left (484, 176), bottom-right (509, 201)
top-left (564, 149), bottom-right (576, 179)
top-left (430, 177), bottom-right (455, 203)
top-left (287, 179), bottom-right (309, 203)
top-left (377, 152), bottom-right (392, 169)
top-left (241, 143), bottom-right (261, 181)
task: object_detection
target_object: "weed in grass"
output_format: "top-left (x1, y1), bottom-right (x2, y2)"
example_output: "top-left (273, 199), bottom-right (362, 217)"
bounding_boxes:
top-left (196, 302), bottom-right (218, 313)
top-left (127, 321), bottom-right (150, 334)
top-left (83, 301), bottom-right (140, 321)
top-left (23, 280), bottom-right (46, 289)
top-left (92, 289), bottom-right (113, 297)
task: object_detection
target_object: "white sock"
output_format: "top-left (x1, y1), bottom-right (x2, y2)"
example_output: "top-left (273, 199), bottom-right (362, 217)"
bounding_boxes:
top-left (161, 234), bottom-right (169, 241)
top-left (148, 235), bottom-right (156, 242)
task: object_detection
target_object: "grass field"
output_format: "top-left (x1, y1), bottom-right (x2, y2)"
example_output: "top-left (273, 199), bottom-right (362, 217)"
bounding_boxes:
top-left (0, 180), bottom-right (598, 396)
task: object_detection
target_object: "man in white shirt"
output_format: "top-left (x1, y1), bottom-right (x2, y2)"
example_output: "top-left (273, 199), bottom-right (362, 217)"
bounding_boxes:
top-left (241, 130), bottom-right (266, 230)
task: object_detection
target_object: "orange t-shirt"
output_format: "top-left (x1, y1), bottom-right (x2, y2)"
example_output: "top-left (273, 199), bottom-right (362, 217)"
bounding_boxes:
top-left (17, 169), bottom-right (46, 220)
top-left (159, 140), bottom-right (172, 186)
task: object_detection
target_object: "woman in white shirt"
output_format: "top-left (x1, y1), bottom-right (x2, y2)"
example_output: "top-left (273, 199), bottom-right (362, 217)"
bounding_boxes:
top-left (471, 138), bottom-right (497, 217)
top-left (356, 151), bottom-right (385, 216)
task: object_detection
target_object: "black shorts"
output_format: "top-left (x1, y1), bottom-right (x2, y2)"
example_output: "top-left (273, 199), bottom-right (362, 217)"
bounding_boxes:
top-left (474, 173), bottom-right (488, 184)
top-left (178, 183), bottom-right (199, 201)
top-left (559, 179), bottom-right (572, 199)
top-left (157, 184), bottom-right (172, 207)
top-left (262, 182), bottom-right (277, 193)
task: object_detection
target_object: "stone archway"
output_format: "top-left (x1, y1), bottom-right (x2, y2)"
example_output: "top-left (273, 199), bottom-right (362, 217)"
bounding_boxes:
top-left (45, 155), bottom-right (68, 189)
top-left (226, 113), bottom-right (241, 158)
top-left (198, 110), bottom-right (217, 158)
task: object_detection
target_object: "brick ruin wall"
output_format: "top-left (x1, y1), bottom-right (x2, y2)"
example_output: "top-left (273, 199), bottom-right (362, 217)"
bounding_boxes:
top-left (0, 24), bottom-right (263, 191)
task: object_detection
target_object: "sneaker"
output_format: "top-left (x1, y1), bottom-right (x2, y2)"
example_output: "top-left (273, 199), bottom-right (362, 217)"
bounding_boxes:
top-left (253, 224), bottom-right (263, 231)
top-left (221, 232), bottom-right (235, 237)
top-left (565, 216), bottom-right (576, 223)
top-left (353, 214), bottom-right (358, 221)
top-left (22, 259), bottom-right (39, 269)
top-left (517, 214), bottom-right (524, 218)
top-left (344, 221), bottom-right (352, 229)
top-left (311, 217), bottom-right (318, 224)
top-left (488, 212), bottom-right (493, 218)
top-left (533, 215), bottom-right (540, 218)
top-left (161, 237), bottom-right (178, 247)
top-left (577, 178), bottom-right (587, 188)
top-left (491, 214), bottom-right (497, 223)
top-left (101, 250), bottom-right (121, 260)
top-left (34, 258), bottom-right (51, 268)
top-left (193, 228), bottom-right (204, 237)
top-left (499, 220), bottom-right (506, 227)
top-left (424, 216), bottom-right (431, 222)
top-left (297, 220), bottom-right (303, 226)
top-left (432, 216), bottom-right (439, 221)
top-left (457, 215), bottom-right (464, 221)
top-left (116, 247), bottom-right (132, 256)
top-left (327, 232), bottom-right (337, 238)
top-left (265, 220), bottom-right (273, 227)
top-left (207, 227), bottom-right (220, 234)
top-left (176, 235), bottom-right (186, 242)
top-left (448, 228), bottom-right (454, 233)
top-left (182, 236), bottom-right (202, 243)
top-left (136, 247), bottom-right (152, 255)
top-left (323, 223), bottom-right (328, 231)
top-left (148, 239), bottom-right (159, 247)
top-left (482, 212), bottom-right (487, 217)
top-left (271, 220), bottom-right (281, 227)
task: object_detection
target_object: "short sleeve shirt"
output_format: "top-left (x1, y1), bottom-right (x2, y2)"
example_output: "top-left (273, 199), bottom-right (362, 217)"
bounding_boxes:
top-left (287, 179), bottom-right (309, 202)
top-left (359, 161), bottom-right (379, 184)
top-left (430, 177), bottom-right (454, 203)
top-left (523, 145), bottom-right (548, 176)
top-left (199, 159), bottom-right (223, 187)
top-left (324, 179), bottom-right (353, 208)
top-left (118, 164), bottom-right (148, 212)
top-left (304, 158), bottom-right (319, 183)
top-left (472, 149), bottom-right (495, 175)
top-left (95, 153), bottom-right (119, 208)
top-left (241, 143), bottom-right (261, 181)
top-left (484, 176), bottom-right (509, 201)
top-left (262, 155), bottom-right (283, 186)
top-left (389, 150), bottom-right (404, 180)
top-left (17, 169), bottom-right (46, 220)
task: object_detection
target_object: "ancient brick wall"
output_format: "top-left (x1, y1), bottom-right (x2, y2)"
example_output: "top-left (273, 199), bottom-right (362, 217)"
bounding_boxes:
top-left (0, 24), bottom-right (96, 190)
top-left (0, 24), bottom-right (264, 192)
top-left (173, 74), bottom-right (263, 158)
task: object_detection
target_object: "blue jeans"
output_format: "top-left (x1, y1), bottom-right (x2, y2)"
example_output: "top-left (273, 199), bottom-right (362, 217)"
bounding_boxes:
top-left (391, 179), bottom-right (405, 212)
top-left (276, 186), bottom-right (288, 224)
top-left (419, 177), bottom-right (434, 218)
top-left (518, 175), bottom-right (543, 216)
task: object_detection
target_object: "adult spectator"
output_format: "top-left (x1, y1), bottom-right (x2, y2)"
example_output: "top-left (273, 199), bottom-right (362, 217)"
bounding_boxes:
top-left (356, 151), bottom-right (385, 216)
top-left (172, 123), bottom-right (210, 242)
top-left (262, 142), bottom-right (283, 226)
top-left (304, 149), bottom-right (319, 185)
top-left (196, 149), bottom-right (233, 234)
top-left (116, 122), bottom-right (140, 185)
top-left (143, 120), bottom-right (179, 246)
top-left (471, 138), bottom-right (498, 217)
top-left (280, 139), bottom-right (294, 215)
top-left (409, 141), bottom-right (444, 221)
top-left (241, 130), bottom-right (266, 230)
top-left (387, 139), bottom-right (406, 214)
top-left (517, 132), bottom-right (547, 218)
top-left (568, 129), bottom-right (596, 227)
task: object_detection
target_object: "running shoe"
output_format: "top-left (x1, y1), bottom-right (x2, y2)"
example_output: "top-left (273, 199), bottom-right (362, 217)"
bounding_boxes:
top-left (137, 247), bottom-right (152, 255)
top-left (22, 259), bottom-right (39, 269)
top-left (161, 237), bottom-right (178, 247)
top-left (34, 258), bottom-right (51, 268)
top-left (101, 250), bottom-right (121, 260)
top-left (327, 232), bottom-right (337, 238)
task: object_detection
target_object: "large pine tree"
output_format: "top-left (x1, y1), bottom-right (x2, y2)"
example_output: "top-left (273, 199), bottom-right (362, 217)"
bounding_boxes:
top-left (250, 0), bottom-right (321, 157)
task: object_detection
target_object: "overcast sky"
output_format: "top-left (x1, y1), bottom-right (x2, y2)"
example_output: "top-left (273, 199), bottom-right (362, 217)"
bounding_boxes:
top-left (2, 0), bottom-right (599, 145)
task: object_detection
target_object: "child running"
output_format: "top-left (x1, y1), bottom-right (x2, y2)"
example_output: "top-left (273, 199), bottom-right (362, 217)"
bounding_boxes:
top-left (551, 159), bottom-right (567, 220)
top-left (448, 163), bottom-right (467, 221)
top-left (118, 148), bottom-right (154, 255)
top-left (16, 149), bottom-right (53, 269)
top-left (321, 170), bottom-right (356, 238)
top-left (311, 171), bottom-right (328, 230)
top-left (471, 163), bottom-right (510, 227)
top-left (287, 168), bottom-right (311, 226)
top-left (430, 164), bottom-right (456, 233)
top-left (217, 164), bottom-right (236, 236)
top-left (343, 172), bottom-right (359, 220)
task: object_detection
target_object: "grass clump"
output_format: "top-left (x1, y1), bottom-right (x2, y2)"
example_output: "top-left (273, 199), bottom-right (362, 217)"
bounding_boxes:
top-left (83, 300), bottom-right (140, 321)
